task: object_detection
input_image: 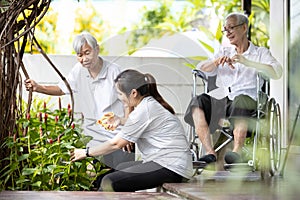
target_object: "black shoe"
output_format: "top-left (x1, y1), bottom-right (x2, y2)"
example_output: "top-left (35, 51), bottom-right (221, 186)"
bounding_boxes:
top-left (199, 154), bottom-right (216, 164)
top-left (224, 152), bottom-right (241, 164)
top-left (92, 168), bottom-right (115, 190)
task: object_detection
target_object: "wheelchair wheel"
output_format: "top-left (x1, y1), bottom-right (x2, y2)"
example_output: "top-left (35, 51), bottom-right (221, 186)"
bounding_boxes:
top-left (268, 98), bottom-right (282, 176)
top-left (260, 98), bottom-right (282, 179)
top-left (190, 144), bottom-right (206, 176)
top-left (189, 133), bottom-right (208, 175)
top-left (190, 142), bottom-right (199, 162)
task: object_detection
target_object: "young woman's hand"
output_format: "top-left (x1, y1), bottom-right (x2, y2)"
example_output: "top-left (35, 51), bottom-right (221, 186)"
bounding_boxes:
top-left (104, 115), bottom-right (121, 131)
top-left (122, 142), bottom-right (135, 153)
top-left (97, 112), bottom-right (121, 131)
top-left (70, 148), bottom-right (86, 162)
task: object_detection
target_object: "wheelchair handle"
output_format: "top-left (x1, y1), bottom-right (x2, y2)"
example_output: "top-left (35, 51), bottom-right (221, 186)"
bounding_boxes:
top-left (192, 69), bottom-right (207, 80)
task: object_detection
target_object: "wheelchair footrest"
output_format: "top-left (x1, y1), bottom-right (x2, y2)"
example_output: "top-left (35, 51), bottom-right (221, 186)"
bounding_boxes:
top-left (193, 161), bottom-right (208, 169)
top-left (224, 163), bottom-right (253, 171)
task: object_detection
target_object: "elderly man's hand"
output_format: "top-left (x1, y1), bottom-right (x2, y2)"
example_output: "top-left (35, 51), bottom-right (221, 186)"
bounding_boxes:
top-left (232, 54), bottom-right (248, 65)
top-left (25, 79), bottom-right (38, 91)
top-left (217, 56), bottom-right (235, 69)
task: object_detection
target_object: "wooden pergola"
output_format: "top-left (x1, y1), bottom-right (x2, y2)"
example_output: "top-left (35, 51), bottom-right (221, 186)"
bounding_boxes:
top-left (0, 0), bottom-right (74, 168)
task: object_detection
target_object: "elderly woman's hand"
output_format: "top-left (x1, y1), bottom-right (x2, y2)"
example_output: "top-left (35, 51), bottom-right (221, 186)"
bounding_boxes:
top-left (70, 148), bottom-right (86, 162)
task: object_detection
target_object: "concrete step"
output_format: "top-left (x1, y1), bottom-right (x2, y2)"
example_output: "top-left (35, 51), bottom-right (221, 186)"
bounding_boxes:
top-left (0, 190), bottom-right (181, 200)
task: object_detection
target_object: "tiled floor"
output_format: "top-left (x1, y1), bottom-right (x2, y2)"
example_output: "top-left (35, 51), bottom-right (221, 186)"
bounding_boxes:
top-left (0, 191), bottom-right (180, 200)
top-left (163, 171), bottom-right (285, 200)
top-left (1, 152), bottom-right (299, 200)
top-left (163, 151), bottom-right (300, 200)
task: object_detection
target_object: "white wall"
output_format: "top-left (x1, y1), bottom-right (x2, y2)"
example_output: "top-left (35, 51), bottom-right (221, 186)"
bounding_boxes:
top-left (270, 0), bottom-right (288, 147)
top-left (22, 54), bottom-right (203, 132)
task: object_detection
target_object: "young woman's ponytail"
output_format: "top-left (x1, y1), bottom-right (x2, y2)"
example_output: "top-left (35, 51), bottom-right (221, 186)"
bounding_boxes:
top-left (115, 69), bottom-right (175, 114)
top-left (144, 73), bottom-right (175, 114)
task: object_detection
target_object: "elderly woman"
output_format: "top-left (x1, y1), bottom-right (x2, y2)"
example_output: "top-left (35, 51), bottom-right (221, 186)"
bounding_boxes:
top-left (184, 12), bottom-right (282, 165)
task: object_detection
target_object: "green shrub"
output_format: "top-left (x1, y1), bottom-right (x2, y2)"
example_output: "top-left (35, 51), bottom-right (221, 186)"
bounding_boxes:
top-left (0, 98), bottom-right (103, 191)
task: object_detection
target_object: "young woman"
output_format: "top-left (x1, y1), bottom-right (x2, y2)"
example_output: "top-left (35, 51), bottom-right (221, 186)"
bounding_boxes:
top-left (70, 69), bottom-right (193, 192)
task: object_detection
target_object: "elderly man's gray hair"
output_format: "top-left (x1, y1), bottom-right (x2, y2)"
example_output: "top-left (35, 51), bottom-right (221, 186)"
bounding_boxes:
top-left (225, 12), bottom-right (249, 26)
top-left (73, 32), bottom-right (98, 54)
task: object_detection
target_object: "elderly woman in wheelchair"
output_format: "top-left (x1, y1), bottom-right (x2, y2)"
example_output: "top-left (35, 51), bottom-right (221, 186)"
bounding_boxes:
top-left (184, 12), bottom-right (282, 171)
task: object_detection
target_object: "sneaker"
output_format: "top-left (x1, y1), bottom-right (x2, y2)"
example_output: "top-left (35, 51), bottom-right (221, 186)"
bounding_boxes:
top-left (224, 152), bottom-right (241, 164)
top-left (199, 154), bottom-right (216, 164)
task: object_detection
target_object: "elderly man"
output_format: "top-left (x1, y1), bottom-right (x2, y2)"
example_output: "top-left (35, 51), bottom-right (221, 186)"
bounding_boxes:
top-left (184, 12), bottom-right (282, 165)
top-left (25, 32), bottom-right (134, 170)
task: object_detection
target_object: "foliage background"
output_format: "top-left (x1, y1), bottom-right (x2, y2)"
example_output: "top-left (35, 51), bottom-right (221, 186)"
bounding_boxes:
top-left (3, 0), bottom-right (298, 191)
top-left (29, 0), bottom-right (271, 55)
top-left (0, 98), bottom-right (103, 190)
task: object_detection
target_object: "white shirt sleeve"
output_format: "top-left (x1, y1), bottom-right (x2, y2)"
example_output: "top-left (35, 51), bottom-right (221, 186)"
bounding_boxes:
top-left (58, 64), bottom-right (81, 94)
top-left (117, 105), bottom-right (150, 143)
top-left (258, 47), bottom-right (283, 79)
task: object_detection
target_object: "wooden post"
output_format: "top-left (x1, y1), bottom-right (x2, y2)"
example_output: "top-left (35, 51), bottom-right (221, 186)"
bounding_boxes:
top-left (242, 0), bottom-right (252, 40)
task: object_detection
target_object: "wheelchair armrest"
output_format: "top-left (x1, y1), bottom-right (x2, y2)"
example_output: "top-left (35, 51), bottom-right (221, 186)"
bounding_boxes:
top-left (192, 69), bottom-right (218, 93)
top-left (192, 69), bottom-right (207, 81)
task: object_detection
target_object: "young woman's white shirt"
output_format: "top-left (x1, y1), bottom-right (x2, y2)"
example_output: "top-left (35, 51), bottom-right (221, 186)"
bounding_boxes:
top-left (117, 96), bottom-right (193, 179)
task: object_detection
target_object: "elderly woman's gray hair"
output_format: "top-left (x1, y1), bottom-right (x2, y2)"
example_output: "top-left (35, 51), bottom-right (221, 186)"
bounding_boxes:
top-left (73, 32), bottom-right (98, 54)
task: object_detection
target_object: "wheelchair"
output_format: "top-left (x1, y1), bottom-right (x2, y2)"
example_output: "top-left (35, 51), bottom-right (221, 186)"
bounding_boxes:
top-left (188, 69), bottom-right (284, 179)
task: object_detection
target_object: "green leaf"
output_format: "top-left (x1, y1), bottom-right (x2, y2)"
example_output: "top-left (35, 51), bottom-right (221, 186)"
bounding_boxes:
top-left (77, 183), bottom-right (90, 190)
top-left (74, 162), bottom-right (82, 168)
top-left (187, 56), bottom-right (208, 61)
top-left (198, 40), bottom-right (214, 53)
top-left (215, 21), bottom-right (223, 42)
top-left (74, 136), bottom-right (91, 148)
top-left (23, 121), bottom-right (30, 128)
top-left (16, 179), bottom-right (30, 184)
top-left (0, 163), bottom-right (14, 178)
top-left (60, 185), bottom-right (69, 190)
top-left (47, 164), bottom-right (57, 172)
top-left (184, 63), bottom-right (196, 69)
top-left (17, 154), bottom-right (29, 161)
top-left (54, 171), bottom-right (64, 178)
top-left (48, 152), bottom-right (58, 159)
top-left (32, 155), bottom-right (42, 162)
top-left (31, 181), bottom-right (42, 187)
top-left (22, 168), bottom-right (36, 176)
